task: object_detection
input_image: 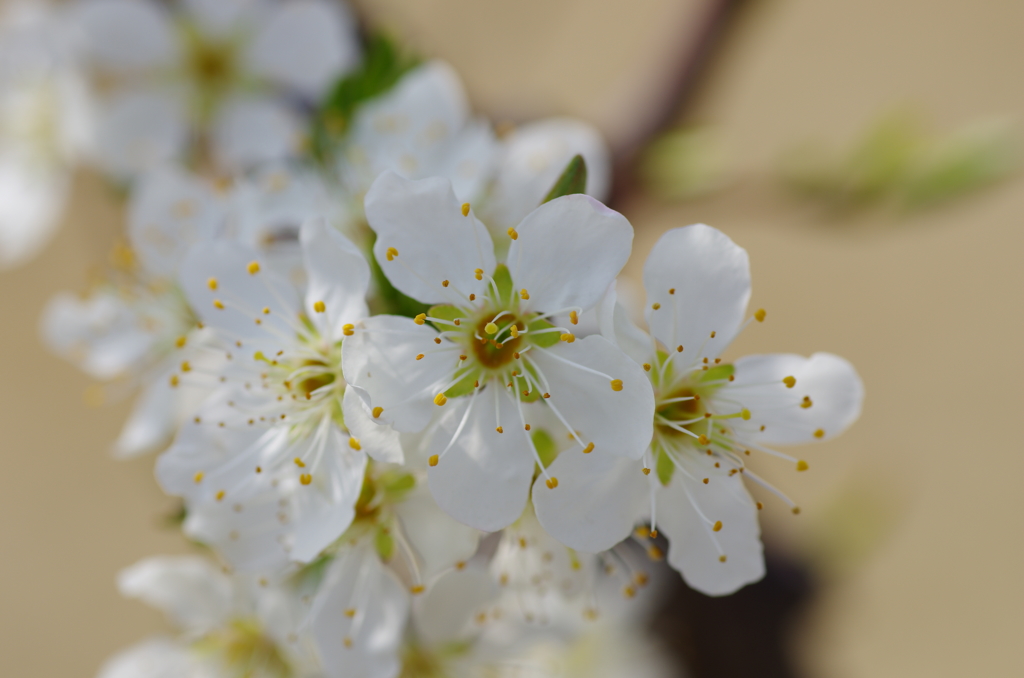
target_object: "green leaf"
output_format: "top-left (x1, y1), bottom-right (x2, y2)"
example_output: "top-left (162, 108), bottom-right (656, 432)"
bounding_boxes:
top-left (444, 366), bottom-right (482, 399)
top-left (700, 363), bottom-right (735, 384)
top-left (375, 527), bottom-right (394, 562)
top-left (655, 448), bottom-right (675, 487)
top-left (490, 264), bottom-right (514, 307)
top-left (542, 154), bottom-right (588, 203)
top-left (532, 429), bottom-right (559, 468)
top-left (526, 317), bottom-right (560, 348)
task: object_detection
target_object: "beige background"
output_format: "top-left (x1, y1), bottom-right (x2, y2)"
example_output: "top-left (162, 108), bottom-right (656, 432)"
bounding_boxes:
top-left (2, 0), bottom-right (1022, 675)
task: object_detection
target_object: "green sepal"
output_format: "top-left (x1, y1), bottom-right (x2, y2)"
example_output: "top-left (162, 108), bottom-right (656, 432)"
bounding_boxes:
top-left (655, 447), bottom-right (675, 486)
top-left (380, 471), bottom-right (416, 504)
top-left (527, 317), bottom-right (561, 348)
top-left (375, 527), bottom-right (395, 562)
top-left (427, 304), bottom-right (467, 328)
top-left (444, 366), bottom-right (481, 399)
top-left (542, 154), bottom-right (588, 203)
top-left (700, 363), bottom-right (735, 383)
top-left (490, 264), bottom-right (514, 307)
top-left (532, 429), bottom-right (559, 468)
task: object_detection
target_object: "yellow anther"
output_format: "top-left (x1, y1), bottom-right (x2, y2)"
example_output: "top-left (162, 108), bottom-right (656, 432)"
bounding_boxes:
top-left (719, 555), bottom-right (728, 563)
top-left (813, 429), bottom-right (825, 439)
top-left (474, 268), bottom-right (483, 280)
top-left (669, 288), bottom-right (676, 294)
top-left (247, 261), bottom-right (260, 275)
top-left (796, 460), bottom-right (809, 472)
top-left (792, 506), bottom-right (802, 515)
top-left (783, 376), bottom-right (796, 388)
top-left (642, 467), bottom-right (651, 475)
top-left (583, 442), bottom-right (594, 454)
top-left (560, 333), bottom-right (575, 343)
top-left (741, 408), bottom-right (751, 420)
top-left (801, 396), bottom-right (813, 409)
top-left (643, 363), bottom-right (651, 371)
top-left (180, 361), bottom-right (191, 372)
top-left (216, 490), bottom-right (225, 501)
top-left (756, 502), bottom-right (764, 510)
top-left (193, 472), bottom-right (204, 483)
top-left (509, 325), bottom-right (519, 338)
top-left (652, 302), bottom-right (661, 310)
top-left (507, 227), bottom-right (518, 240)
top-left (254, 351), bottom-right (266, 362)
top-left (454, 319), bottom-right (460, 326)
top-left (647, 545), bottom-right (664, 560)
top-left (349, 438), bottom-right (362, 451)
top-left (455, 561), bottom-right (465, 570)
top-left (372, 407), bottom-right (383, 418)
top-left (754, 308), bottom-right (768, 323)
top-left (545, 477), bottom-right (559, 489)
top-left (542, 392), bottom-right (550, 398)
top-left (342, 324), bottom-right (355, 336)
top-left (623, 585), bottom-right (636, 598)
top-left (294, 457), bottom-right (306, 468)
top-left (175, 336), bottom-right (187, 348)
top-left (207, 277), bottom-right (218, 290)
top-left (702, 477), bottom-right (710, 484)
top-left (213, 299), bottom-right (224, 310)
top-left (524, 424), bottom-right (531, 431)
top-left (712, 520), bottom-right (723, 532)
top-left (461, 202), bottom-right (471, 216)
top-left (676, 345), bottom-right (684, 353)
top-left (698, 434), bottom-right (709, 445)
top-left (385, 247), bottom-right (398, 261)
top-left (343, 637), bottom-right (352, 649)
top-left (433, 337), bottom-right (442, 344)
top-left (344, 608), bottom-right (356, 618)
top-left (415, 354), bottom-right (424, 360)
top-left (610, 379), bottom-right (623, 391)
top-left (566, 310), bottom-right (579, 327)
top-left (410, 585), bottom-right (425, 594)
top-left (495, 426), bottom-right (503, 433)
top-left (469, 293), bottom-right (476, 301)
top-left (634, 572), bottom-right (649, 587)
top-left (300, 473), bottom-right (312, 485)
top-left (428, 454), bottom-right (439, 467)
top-left (484, 322), bottom-right (498, 334)
top-left (635, 526), bottom-right (650, 538)
top-left (459, 354), bottom-right (468, 361)
top-left (442, 280), bottom-right (449, 287)
top-left (434, 393), bottom-right (448, 406)
top-left (710, 331), bottom-right (717, 338)
top-left (313, 300), bottom-right (326, 313)
top-left (169, 375), bottom-right (180, 387)
top-left (413, 313), bottom-right (426, 325)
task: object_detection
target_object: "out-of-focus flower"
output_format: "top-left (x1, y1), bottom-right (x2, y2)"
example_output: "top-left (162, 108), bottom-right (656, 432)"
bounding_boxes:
top-left (72, 0), bottom-right (360, 178)
top-left (343, 171), bottom-right (654, 533)
top-left (0, 1), bottom-right (93, 268)
top-left (534, 224), bottom-right (863, 596)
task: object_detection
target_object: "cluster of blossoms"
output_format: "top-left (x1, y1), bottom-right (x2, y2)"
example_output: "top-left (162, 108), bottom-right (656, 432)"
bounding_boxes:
top-left (27, 1), bottom-right (864, 676)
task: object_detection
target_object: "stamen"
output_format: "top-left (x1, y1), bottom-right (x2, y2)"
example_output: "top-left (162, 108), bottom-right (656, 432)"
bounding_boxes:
top-left (507, 227), bottom-right (518, 240)
top-left (385, 247), bottom-right (398, 261)
top-left (461, 202), bottom-right (471, 217)
top-left (247, 261), bottom-right (260, 275)
top-left (207, 277), bottom-right (218, 290)
top-left (569, 311), bottom-right (578, 325)
top-left (783, 376), bottom-right (796, 388)
top-left (755, 308), bottom-right (766, 322)
top-left (313, 301), bottom-right (325, 313)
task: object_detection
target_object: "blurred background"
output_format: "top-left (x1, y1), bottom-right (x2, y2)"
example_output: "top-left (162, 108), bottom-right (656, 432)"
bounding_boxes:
top-left (2, 0), bottom-right (1023, 675)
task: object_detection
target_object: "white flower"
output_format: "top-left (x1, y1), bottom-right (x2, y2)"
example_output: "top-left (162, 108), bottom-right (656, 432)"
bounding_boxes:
top-left (0, 1), bottom-right (93, 267)
top-left (73, 0), bottom-right (359, 177)
top-left (533, 224), bottom-right (864, 596)
top-left (155, 219), bottom-right (388, 570)
top-left (41, 164), bottom-right (225, 456)
top-left (342, 171), bottom-right (654, 533)
top-left (98, 554), bottom-right (319, 678)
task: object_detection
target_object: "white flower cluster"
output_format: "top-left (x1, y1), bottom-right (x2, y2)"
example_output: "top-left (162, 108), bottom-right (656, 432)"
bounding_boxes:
top-left (31, 2), bottom-right (865, 676)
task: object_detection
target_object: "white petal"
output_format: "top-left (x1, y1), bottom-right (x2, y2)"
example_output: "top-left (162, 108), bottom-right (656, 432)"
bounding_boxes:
top-left (419, 117), bottom-right (496, 203)
top-left (93, 87), bottom-right (188, 179)
top-left (528, 336), bottom-right (654, 460)
top-left (413, 564), bottom-right (495, 646)
top-left (485, 117), bottom-right (611, 229)
top-left (128, 165), bottom-right (226, 277)
top-left (341, 385), bottom-right (403, 464)
top-left (0, 155), bottom-right (68, 269)
top-left (117, 555), bottom-right (233, 634)
top-left (113, 368), bottom-right (177, 457)
top-left (365, 171), bottom-right (495, 304)
top-left (509, 194), bottom-right (632, 315)
top-left (311, 546), bottom-right (409, 678)
top-left (393, 485), bottom-right (480, 583)
top-left (643, 224), bottom-right (751, 360)
top-left (245, 0), bottom-right (359, 97)
top-left (72, 0), bottom-right (178, 72)
top-left (300, 217), bottom-right (369, 339)
top-left (532, 450), bottom-right (647, 553)
top-left (426, 390), bottom-right (536, 532)
top-left (180, 0), bottom-right (263, 38)
top-left (725, 352), bottom-right (864, 445)
top-left (596, 279), bottom-right (653, 366)
top-left (657, 452), bottom-right (765, 596)
top-left (210, 95), bottom-right (301, 171)
top-left (96, 638), bottom-right (211, 678)
top-left (341, 314), bottom-right (451, 433)
top-left (178, 239), bottom-right (300, 350)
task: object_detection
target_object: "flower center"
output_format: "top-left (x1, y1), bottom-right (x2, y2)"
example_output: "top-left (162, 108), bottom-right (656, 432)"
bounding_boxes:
top-left (470, 312), bottom-right (524, 369)
top-left (195, 618), bottom-right (291, 678)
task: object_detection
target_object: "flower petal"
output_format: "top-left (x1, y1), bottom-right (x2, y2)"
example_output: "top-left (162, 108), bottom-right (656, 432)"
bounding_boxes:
top-left (210, 95), bottom-right (301, 171)
top-left (485, 117), bottom-right (611, 230)
top-left (93, 87), bottom-right (188, 179)
top-left (128, 165), bottom-right (226, 277)
top-left (180, 0), bottom-right (261, 38)
top-left (656, 452), bottom-right (765, 596)
top-left (725, 352), bottom-right (864, 445)
top-left (96, 638), bottom-right (207, 678)
top-left (532, 449), bottom-right (647, 553)
top-left (426, 389), bottom-right (536, 532)
top-left (113, 367), bottom-right (178, 457)
top-left (0, 154), bottom-right (68, 269)
top-left (528, 336), bottom-right (654, 460)
top-left (73, 0), bottom-right (178, 72)
top-left (117, 555), bottom-right (233, 635)
top-left (596, 279), bottom-right (653, 366)
top-left (643, 224), bottom-right (751, 360)
top-left (393, 485), bottom-right (480, 583)
top-left (244, 0), bottom-right (359, 97)
top-left (341, 315), bottom-right (452, 433)
top-left (413, 564), bottom-right (495, 646)
top-left (341, 386), bottom-right (403, 464)
top-left (311, 546), bottom-right (409, 678)
top-left (365, 171), bottom-right (495, 305)
top-left (300, 217), bottom-right (369, 340)
top-left (508, 194), bottom-right (632, 316)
